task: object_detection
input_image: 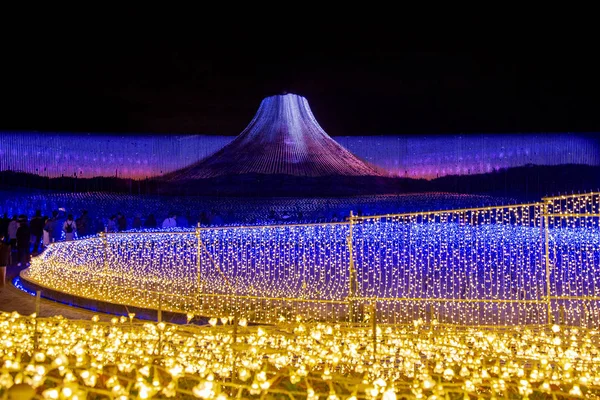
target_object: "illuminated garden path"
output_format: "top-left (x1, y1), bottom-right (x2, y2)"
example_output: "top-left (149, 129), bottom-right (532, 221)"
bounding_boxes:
top-left (0, 265), bottom-right (113, 321)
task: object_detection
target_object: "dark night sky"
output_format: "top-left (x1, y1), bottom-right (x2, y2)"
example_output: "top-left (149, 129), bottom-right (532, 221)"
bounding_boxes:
top-left (2, 23), bottom-right (600, 137)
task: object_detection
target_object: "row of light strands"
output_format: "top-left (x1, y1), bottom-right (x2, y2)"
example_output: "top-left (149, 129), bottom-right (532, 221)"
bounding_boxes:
top-left (354, 204), bottom-right (547, 326)
top-left (25, 194), bottom-right (600, 326)
top-left (29, 233), bottom-right (202, 314)
top-left (2, 132), bottom-right (599, 180)
top-left (26, 225), bottom-right (353, 323)
top-left (546, 193), bottom-right (600, 326)
top-left (1, 312), bottom-right (600, 399)
top-left (197, 224), bottom-right (352, 322)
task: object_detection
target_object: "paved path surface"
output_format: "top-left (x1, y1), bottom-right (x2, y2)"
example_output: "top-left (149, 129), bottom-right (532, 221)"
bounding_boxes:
top-left (1, 260), bottom-right (114, 321)
top-left (1, 254), bottom-right (204, 325)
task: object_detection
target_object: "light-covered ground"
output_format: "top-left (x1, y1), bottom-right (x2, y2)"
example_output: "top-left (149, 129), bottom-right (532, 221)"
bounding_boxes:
top-left (0, 190), bottom-right (513, 229)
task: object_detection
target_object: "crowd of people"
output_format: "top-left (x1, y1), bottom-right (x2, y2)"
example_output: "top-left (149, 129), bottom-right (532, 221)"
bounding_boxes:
top-left (0, 191), bottom-right (515, 271)
top-left (0, 191), bottom-right (513, 228)
top-left (0, 209), bottom-right (87, 268)
top-left (0, 207), bottom-right (253, 270)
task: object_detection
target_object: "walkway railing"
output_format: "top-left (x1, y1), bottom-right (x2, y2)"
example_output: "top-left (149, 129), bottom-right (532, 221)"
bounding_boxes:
top-left (23, 192), bottom-right (600, 326)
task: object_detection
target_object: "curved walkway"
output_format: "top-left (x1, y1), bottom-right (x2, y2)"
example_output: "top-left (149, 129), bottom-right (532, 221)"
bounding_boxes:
top-left (3, 258), bottom-right (206, 325)
top-left (2, 261), bottom-right (117, 322)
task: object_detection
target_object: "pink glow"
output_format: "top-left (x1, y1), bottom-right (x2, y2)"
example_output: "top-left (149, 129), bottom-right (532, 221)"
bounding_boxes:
top-left (1, 96), bottom-right (599, 182)
top-left (1, 132), bottom-right (598, 180)
top-left (337, 134), bottom-right (600, 179)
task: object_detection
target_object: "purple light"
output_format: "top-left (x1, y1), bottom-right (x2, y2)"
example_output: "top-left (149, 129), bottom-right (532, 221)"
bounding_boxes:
top-left (0, 133), bottom-right (231, 179)
top-left (164, 94), bottom-right (384, 179)
top-left (337, 134), bottom-right (600, 179)
top-left (1, 104), bottom-right (599, 180)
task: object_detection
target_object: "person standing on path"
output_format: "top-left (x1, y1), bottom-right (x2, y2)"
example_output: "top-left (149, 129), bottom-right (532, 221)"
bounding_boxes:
top-left (29, 210), bottom-right (44, 255)
top-left (76, 209), bottom-right (90, 237)
top-left (0, 234), bottom-right (11, 286)
top-left (63, 215), bottom-right (77, 241)
top-left (0, 213), bottom-right (9, 240)
top-left (7, 216), bottom-right (18, 248)
top-left (162, 213), bottom-right (177, 228)
top-left (16, 219), bottom-right (30, 267)
top-left (42, 216), bottom-right (51, 249)
top-left (48, 210), bottom-right (64, 243)
top-left (117, 212), bottom-right (127, 232)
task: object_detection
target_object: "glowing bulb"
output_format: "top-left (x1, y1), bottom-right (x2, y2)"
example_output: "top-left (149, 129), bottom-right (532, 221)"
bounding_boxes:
top-left (43, 388), bottom-right (59, 399)
top-left (382, 388), bottom-right (397, 400)
top-left (569, 385), bottom-right (582, 397)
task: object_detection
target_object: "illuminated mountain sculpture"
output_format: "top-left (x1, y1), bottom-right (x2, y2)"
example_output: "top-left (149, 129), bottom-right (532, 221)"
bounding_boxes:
top-left (164, 93), bottom-right (384, 180)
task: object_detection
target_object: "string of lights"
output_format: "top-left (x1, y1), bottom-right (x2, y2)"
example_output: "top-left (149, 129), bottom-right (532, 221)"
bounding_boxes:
top-left (1, 312), bottom-right (599, 399)
top-left (1, 131), bottom-right (599, 180)
top-left (21, 192), bottom-right (600, 326)
top-left (545, 193), bottom-right (600, 326)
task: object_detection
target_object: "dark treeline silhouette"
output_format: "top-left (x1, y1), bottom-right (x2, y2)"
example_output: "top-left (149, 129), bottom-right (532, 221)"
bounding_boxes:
top-left (430, 164), bottom-right (600, 201)
top-left (1, 164), bottom-right (599, 201)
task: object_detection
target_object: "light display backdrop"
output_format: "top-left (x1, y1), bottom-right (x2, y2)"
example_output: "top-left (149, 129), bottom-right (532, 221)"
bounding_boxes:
top-left (1, 131), bottom-right (598, 179)
top-left (163, 94), bottom-right (383, 179)
top-left (22, 192), bottom-right (600, 327)
top-left (337, 133), bottom-right (600, 179)
top-left (0, 132), bottom-right (230, 179)
top-left (2, 312), bottom-right (600, 399)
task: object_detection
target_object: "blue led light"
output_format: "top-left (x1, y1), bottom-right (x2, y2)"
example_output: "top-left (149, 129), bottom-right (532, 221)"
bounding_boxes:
top-left (12, 276), bottom-right (36, 296)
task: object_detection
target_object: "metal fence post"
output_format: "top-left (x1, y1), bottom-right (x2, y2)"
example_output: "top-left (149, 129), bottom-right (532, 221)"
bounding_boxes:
top-left (347, 211), bottom-right (356, 323)
top-left (100, 231), bottom-right (108, 275)
top-left (559, 305), bottom-right (565, 325)
top-left (35, 290), bottom-right (41, 315)
top-left (157, 293), bottom-right (163, 323)
top-left (195, 223), bottom-right (203, 315)
top-left (371, 302), bottom-right (377, 355)
top-left (543, 201), bottom-right (552, 325)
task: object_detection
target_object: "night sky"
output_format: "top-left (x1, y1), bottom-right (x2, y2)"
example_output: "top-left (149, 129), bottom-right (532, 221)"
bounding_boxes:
top-left (2, 26), bottom-right (600, 137)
